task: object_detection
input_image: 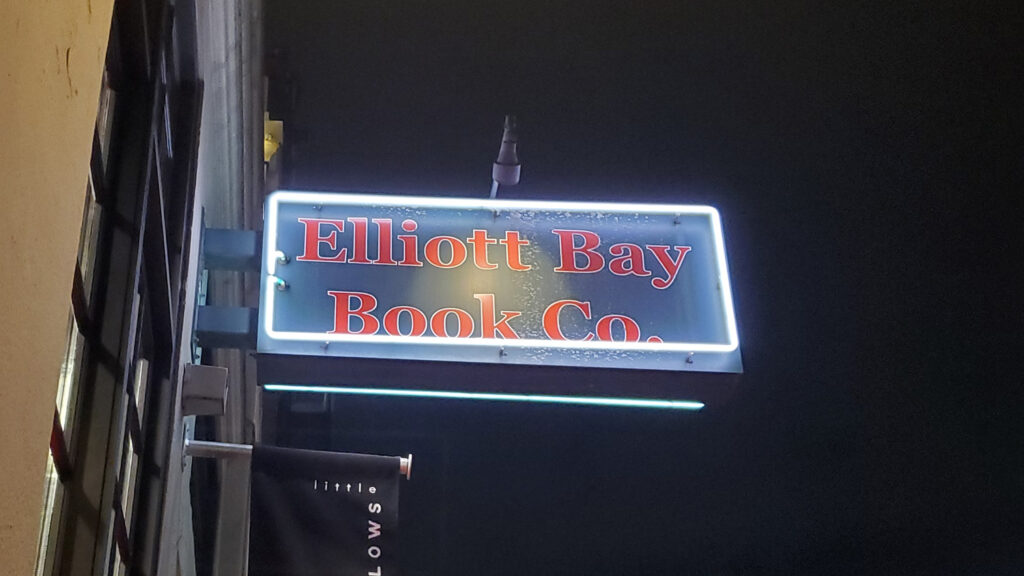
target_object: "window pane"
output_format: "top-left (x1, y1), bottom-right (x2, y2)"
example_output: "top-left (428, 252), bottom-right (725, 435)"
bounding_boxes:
top-left (78, 180), bottom-right (102, 301)
top-left (134, 358), bottom-right (151, 425)
top-left (34, 458), bottom-right (66, 576)
top-left (96, 70), bottom-right (117, 170)
top-left (55, 312), bottom-right (85, 437)
top-left (37, 311), bottom-right (87, 576)
top-left (120, 434), bottom-right (140, 539)
top-left (102, 513), bottom-right (117, 576)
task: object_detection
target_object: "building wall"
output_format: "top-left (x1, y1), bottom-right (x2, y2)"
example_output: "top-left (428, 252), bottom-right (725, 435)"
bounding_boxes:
top-left (193, 1), bottom-right (265, 572)
top-left (0, 1), bottom-right (115, 573)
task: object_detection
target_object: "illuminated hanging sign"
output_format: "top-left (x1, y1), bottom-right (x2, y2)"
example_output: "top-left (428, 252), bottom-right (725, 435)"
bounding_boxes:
top-left (259, 191), bottom-right (740, 373)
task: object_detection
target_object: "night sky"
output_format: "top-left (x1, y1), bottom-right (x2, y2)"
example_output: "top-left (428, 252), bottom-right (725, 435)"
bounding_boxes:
top-left (262, 1), bottom-right (1023, 573)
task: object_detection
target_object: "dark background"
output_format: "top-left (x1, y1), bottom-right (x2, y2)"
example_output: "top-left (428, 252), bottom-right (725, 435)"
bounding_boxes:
top-left (262, 1), bottom-right (1023, 573)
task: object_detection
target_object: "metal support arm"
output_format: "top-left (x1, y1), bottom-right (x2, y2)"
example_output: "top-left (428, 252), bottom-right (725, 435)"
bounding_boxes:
top-left (184, 439), bottom-right (412, 480)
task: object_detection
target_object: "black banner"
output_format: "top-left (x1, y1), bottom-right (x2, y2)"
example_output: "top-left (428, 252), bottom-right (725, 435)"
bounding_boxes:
top-left (249, 445), bottom-right (400, 576)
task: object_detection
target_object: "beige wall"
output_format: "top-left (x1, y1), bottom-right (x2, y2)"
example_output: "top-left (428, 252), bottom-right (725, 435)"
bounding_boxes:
top-left (0, 1), bottom-right (115, 573)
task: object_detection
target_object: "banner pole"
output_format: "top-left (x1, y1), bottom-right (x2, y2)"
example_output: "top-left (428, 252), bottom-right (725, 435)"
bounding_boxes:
top-left (184, 438), bottom-right (412, 480)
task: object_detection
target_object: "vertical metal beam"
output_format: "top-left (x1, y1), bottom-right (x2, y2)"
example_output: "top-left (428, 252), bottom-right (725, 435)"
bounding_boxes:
top-left (144, 121), bottom-right (177, 366)
top-left (152, 66), bottom-right (205, 576)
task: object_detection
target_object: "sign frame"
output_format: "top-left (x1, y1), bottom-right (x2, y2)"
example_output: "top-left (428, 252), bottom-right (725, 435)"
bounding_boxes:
top-left (260, 191), bottom-right (740, 372)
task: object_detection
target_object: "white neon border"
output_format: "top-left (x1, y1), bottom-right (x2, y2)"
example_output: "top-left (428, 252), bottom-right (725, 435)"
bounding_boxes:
top-left (264, 384), bottom-right (705, 410)
top-left (262, 191), bottom-right (740, 354)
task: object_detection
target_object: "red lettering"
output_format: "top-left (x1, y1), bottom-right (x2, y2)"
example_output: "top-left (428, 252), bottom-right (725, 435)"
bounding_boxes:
top-left (474, 294), bottom-right (521, 339)
top-left (296, 218), bottom-right (347, 262)
top-left (424, 236), bottom-right (467, 268)
top-left (647, 245), bottom-right (692, 289)
top-left (372, 218), bottom-right (397, 265)
top-left (552, 229), bottom-right (604, 273)
top-left (328, 291), bottom-right (380, 335)
top-left (608, 243), bottom-right (651, 277)
top-left (430, 308), bottom-right (474, 338)
top-left (383, 306), bottom-right (427, 336)
top-left (542, 299), bottom-right (594, 341)
top-left (595, 314), bottom-right (641, 342)
top-left (499, 231), bottom-right (531, 271)
top-left (398, 219), bottom-right (422, 267)
top-left (466, 229), bottom-right (498, 270)
top-left (347, 217), bottom-right (371, 264)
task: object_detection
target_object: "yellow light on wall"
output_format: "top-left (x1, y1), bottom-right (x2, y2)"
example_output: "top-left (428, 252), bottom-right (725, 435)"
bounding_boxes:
top-left (264, 112), bottom-right (283, 162)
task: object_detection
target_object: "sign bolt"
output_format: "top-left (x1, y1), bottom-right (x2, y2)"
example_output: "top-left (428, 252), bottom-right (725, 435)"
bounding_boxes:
top-left (273, 277), bottom-right (288, 291)
top-left (275, 250), bottom-right (289, 265)
top-left (685, 352), bottom-right (695, 364)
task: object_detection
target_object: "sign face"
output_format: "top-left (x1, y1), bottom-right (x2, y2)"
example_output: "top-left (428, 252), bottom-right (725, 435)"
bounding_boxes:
top-left (259, 191), bottom-right (740, 373)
